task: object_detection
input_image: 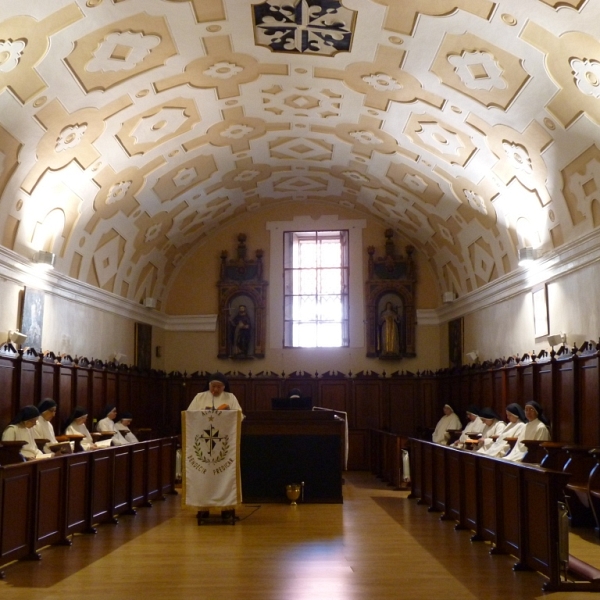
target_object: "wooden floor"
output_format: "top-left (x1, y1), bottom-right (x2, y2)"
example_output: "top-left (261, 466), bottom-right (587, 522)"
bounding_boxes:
top-left (1, 471), bottom-right (599, 600)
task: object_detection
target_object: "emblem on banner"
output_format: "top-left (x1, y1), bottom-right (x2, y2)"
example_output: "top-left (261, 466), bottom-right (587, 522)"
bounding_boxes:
top-left (193, 423), bottom-right (230, 465)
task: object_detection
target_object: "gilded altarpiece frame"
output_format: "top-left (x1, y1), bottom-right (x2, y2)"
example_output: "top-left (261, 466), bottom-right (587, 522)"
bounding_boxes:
top-left (365, 231), bottom-right (416, 359)
top-left (217, 234), bottom-right (268, 359)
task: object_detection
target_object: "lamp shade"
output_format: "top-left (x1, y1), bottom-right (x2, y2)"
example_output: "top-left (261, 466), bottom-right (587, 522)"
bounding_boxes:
top-left (8, 330), bottom-right (27, 345)
top-left (143, 297), bottom-right (157, 308)
top-left (32, 250), bottom-right (56, 269)
top-left (518, 247), bottom-right (535, 266)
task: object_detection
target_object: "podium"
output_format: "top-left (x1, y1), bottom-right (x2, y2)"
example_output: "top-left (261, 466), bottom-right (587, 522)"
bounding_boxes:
top-left (181, 410), bottom-right (242, 513)
top-left (241, 411), bottom-right (344, 503)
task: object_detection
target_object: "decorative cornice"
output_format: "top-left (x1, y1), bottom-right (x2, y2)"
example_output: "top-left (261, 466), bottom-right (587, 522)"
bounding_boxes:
top-left (3, 226), bottom-right (600, 331)
top-left (0, 246), bottom-right (216, 332)
top-left (436, 227), bottom-right (600, 324)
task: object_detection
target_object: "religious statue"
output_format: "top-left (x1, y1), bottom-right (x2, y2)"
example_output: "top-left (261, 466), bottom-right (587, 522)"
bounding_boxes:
top-left (217, 234), bottom-right (267, 359)
top-left (377, 301), bottom-right (401, 357)
top-left (230, 304), bottom-right (252, 357)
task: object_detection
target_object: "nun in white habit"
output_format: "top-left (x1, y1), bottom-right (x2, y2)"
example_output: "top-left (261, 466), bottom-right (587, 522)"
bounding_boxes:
top-left (452, 405), bottom-right (485, 448)
top-left (115, 412), bottom-right (139, 444)
top-left (188, 373), bottom-right (243, 414)
top-left (32, 398), bottom-right (59, 453)
top-left (477, 403), bottom-right (526, 458)
top-left (473, 407), bottom-right (506, 450)
top-left (503, 401), bottom-right (550, 462)
top-left (432, 404), bottom-right (462, 445)
top-left (65, 407), bottom-right (107, 450)
top-left (97, 404), bottom-right (128, 446)
top-left (2, 405), bottom-right (52, 460)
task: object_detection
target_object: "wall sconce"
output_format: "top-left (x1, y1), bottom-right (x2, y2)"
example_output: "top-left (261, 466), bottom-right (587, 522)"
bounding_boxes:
top-left (547, 333), bottom-right (567, 349)
top-left (143, 297), bottom-right (157, 309)
top-left (465, 350), bottom-right (479, 363)
top-left (8, 330), bottom-right (27, 346)
top-left (518, 246), bottom-right (536, 266)
top-left (442, 291), bottom-right (456, 304)
top-left (32, 250), bottom-right (56, 269)
top-left (111, 352), bottom-right (126, 364)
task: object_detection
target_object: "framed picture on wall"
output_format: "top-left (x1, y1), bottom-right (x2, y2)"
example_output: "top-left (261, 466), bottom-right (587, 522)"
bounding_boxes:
top-left (135, 322), bottom-right (152, 370)
top-left (448, 317), bottom-right (463, 367)
top-left (20, 287), bottom-right (44, 351)
top-left (532, 283), bottom-right (549, 339)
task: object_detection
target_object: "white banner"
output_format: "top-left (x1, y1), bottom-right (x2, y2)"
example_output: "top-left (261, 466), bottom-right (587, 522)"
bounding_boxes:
top-left (182, 410), bottom-right (242, 508)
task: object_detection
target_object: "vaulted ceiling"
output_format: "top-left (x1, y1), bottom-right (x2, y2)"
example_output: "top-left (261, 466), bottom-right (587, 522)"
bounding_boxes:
top-left (1, 0), bottom-right (600, 306)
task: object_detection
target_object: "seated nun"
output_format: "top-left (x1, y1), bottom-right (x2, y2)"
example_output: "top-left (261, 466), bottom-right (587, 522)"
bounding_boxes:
top-left (452, 405), bottom-right (485, 448)
top-left (32, 398), bottom-right (60, 453)
top-left (432, 404), bottom-right (462, 445)
top-left (65, 407), bottom-right (109, 450)
top-left (477, 403), bottom-right (527, 457)
top-left (2, 405), bottom-right (53, 460)
top-left (472, 407), bottom-right (505, 450)
top-left (503, 400), bottom-right (550, 462)
top-left (114, 412), bottom-right (139, 444)
top-left (97, 404), bottom-right (128, 446)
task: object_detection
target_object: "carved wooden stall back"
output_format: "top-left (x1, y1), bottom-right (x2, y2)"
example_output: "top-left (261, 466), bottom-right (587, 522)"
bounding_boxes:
top-left (576, 341), bottom-right (600, 447)
top-left (365, 230), bottom-right (416, 359)
top-left (217, 234), bottom-right (267, 359)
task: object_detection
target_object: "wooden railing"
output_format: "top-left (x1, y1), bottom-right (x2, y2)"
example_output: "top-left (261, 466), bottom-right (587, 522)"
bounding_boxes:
top-left (408, 439), bottom-right (598, 592)
top-left (0, 436), bottom-right (178, 577)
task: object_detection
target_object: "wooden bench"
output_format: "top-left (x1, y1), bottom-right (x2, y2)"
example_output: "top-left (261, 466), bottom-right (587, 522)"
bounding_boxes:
top-left (0, 436), bottom-right (178, 577)
top-left (409, 438), bottom-right (592, 592)
top-left (587, 448), bottom-right (600, 536)
top-left (567, 555), bottom-right (600, 589)
top-left (0, 440), bottom-right (26, 465)
top-left (562, 446), bottom-right (597, 528)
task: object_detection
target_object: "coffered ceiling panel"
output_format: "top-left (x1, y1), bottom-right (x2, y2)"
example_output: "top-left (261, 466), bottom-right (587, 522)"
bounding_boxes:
top-left (1, 0), bottom-right (600, 305)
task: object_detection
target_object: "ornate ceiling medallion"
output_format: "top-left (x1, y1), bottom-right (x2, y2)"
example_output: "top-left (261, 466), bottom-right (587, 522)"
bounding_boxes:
top-left (252, 0), bottom-right (356, 56)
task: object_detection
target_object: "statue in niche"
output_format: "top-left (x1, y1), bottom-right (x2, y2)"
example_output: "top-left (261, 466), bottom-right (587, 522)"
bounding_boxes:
top-left (378, 301), bottom-right (402, 357)
top-left (365, 230), bottom-right (416, 359)
top-left (230, 304), bottom-right (252, 357)
top-left (217, 234), bottom-right (267, 359)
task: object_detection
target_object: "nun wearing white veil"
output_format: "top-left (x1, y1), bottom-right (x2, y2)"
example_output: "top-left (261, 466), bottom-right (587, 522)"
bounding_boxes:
top-left (432, 404), bottom-right (462, 445)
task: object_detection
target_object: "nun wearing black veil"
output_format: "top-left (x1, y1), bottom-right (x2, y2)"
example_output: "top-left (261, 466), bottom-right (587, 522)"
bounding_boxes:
top-left (115, 412), bottom-right (139, 444)
top-left (32, 398), bottom-right (59, 453)
top-left (503, 401), bottom-right (550, 462)
top-left (452, 405), bottom-right (485, 448)
top-left (65, 407), bottom-right (101, 450)
top-left (188, 373), bottom-right (243, 413)
top-left (477, 403), bottom-right (526, 457)
top-left (97, 404), bottom-right (128, 446)
top-left (2, 405), bottom-right (52, 460)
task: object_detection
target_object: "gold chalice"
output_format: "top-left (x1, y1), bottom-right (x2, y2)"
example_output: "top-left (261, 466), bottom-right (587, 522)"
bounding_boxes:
top-left (286, 484), bottom-right (301, 506)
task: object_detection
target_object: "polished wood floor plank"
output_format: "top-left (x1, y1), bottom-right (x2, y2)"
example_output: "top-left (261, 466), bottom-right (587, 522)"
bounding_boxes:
top-left (0, 471), bottom-right (598, 600)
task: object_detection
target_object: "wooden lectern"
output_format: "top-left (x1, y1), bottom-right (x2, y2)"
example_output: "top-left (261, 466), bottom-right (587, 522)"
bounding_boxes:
top-left (241, 411), bottom-right (345, 503)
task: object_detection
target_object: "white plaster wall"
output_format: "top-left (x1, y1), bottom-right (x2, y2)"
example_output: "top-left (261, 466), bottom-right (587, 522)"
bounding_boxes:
top-left (461, 261), bottom-right (600, 365)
